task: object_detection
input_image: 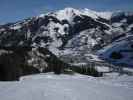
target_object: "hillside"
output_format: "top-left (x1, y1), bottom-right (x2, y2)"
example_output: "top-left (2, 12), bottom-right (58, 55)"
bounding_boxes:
top-left (0, 8), bottom-right (133, 66)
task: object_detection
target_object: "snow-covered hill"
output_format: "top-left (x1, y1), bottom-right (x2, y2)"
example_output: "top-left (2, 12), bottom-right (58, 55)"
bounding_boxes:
top-left (0, 7), bottom-right (133, 66)
top-left (0, 73), bottom-right (133, 100)
top-left (0, 8), bottom-right (133, 100)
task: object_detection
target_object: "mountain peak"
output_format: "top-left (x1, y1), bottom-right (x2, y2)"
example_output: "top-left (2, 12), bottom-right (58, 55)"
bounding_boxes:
top-left (0, 7), bottom-right (133, 67)
top-left (53, 7), bottom-right (81, 22)
top-left (37, 8), bottom-right (113, 22)
top-left (52, 8), bottom-right (113, 21)
top-left (63, 7), bottom-right (78, 12)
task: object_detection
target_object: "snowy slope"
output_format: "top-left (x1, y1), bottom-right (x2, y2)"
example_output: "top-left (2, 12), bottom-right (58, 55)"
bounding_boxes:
top-left (0, 73), bottom-right (133, 100)
top-left (98, 35), bottom-right (133, 67)
top-left (52, 8), bottom-right (112, 22)
top-left (0, 8), bottom-right (133, 67)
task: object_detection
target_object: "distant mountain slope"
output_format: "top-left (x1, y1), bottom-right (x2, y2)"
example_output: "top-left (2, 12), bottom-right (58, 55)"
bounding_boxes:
top-left (98, 35), bottom-right (133, 67)
top-left (0, 8), bottom-right (133, 67)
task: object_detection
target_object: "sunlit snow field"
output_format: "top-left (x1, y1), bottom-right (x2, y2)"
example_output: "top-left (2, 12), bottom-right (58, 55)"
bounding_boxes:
top-left (0, 73), bottom-right (133, 100)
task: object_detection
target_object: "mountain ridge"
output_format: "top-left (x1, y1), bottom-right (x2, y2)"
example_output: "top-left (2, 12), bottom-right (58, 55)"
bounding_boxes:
top-left (0, 7), bottom-right (133, 67)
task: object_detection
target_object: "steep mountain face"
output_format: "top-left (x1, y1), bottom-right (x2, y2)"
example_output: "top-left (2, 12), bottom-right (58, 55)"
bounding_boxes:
top-left (0, 8), bottom-right (133, 66)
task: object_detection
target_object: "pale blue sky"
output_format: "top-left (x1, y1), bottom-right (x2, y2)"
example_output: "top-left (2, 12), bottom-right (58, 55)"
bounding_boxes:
top-left (0, 0), bottom-right (133, 24)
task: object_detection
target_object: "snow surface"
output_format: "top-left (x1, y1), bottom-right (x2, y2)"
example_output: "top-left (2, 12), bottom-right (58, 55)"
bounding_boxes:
top-left (10, 25), bottom-right (21, 30)
top-left (83, 8), bottom-right (112, 20)
top-left (0, 73), bottom-right (133, 100)
top-left (55, 8), bottom-right (81, 23)
top-left (53, 7), bottom-right (113, 23)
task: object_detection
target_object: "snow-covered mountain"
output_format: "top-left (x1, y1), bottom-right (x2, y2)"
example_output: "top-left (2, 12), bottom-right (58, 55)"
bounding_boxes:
top-left (0, 7), bottom-right (133, 67)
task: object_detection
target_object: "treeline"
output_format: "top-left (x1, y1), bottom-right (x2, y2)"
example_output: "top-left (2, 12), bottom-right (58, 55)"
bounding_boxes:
top-left (0, 46), bottom-right (102, 81)
top-left (70, 65), bottom-right (103, 77)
